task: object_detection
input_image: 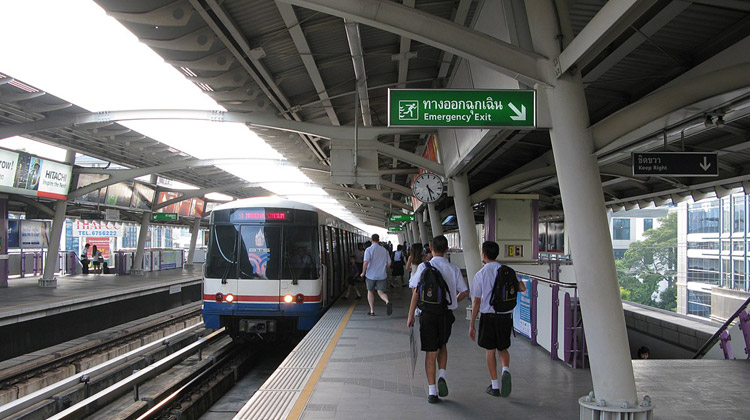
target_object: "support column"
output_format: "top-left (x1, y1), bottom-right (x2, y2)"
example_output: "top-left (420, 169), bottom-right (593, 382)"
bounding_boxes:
top-left (40, 150), bottom-right (75, 287)
top-left (428, 203), bottom-right (444, 236)
top-left (416, 211), bottom-right (429, 244)
top-left (422, 208), bottom-right (432, 238)
top-left (131, 212), bottom-right (151, 275)
top-left (408, 221), bottom-right (417, 245)
top-left (0, 197), bottom-right (7, 288)
top-left (185, 217), bottom-right (202, 268)
top-left (525, 0), bottom-right (641, 412)
top-left (451, 174), bottom-right (481, 283)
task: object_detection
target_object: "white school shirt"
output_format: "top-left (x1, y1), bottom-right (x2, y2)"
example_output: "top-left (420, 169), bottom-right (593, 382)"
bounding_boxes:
top-left (393, 250), bottom-right (403, 262)
top-left (471, 261), bottom-right (517, 314)
top-left (409, 256), bottom-right (468, 311)
top-left (363, 243), bottom-right (391, 280)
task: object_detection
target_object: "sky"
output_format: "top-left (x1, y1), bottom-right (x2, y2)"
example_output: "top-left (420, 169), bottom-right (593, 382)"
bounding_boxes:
top-left (0, 0), bottom-right (390, 237)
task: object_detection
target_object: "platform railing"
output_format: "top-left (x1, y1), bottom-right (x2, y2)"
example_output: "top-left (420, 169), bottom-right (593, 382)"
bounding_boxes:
top-left (517, 271), bottom-right (587, 369)
top-left (693, 295), bottom-right (750, 359)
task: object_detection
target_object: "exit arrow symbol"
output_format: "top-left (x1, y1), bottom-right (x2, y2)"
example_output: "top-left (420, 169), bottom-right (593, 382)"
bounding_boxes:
top-left (508, 102), bottom-right (526, 121)
top-left (699, 156), bottom-right (711, 171)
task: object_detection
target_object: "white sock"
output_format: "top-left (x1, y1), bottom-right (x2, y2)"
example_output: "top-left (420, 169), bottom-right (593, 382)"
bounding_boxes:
top-left (438, 369), bottom-right (446, 380)
top-left (428, 384), bottom-right (437, 396)
top-left (491, 379), bottom-right (499, 389)
top-left (502, 366), bottom-right (510, 374)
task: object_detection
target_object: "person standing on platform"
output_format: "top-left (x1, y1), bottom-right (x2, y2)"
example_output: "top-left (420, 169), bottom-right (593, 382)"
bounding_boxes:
top-left (391, 245), bottom-right (406, 287)
top-left (91, 245), bottom-right (102, 274)
top-left (405, 243), bottom-right (423, 288)
top-left (469, 241), bottom-right (526, 398)
top-left (354, 243), bottom-right (365, 276)
top-left (81, 243), bottom-right (90, 275)
top-left (360, 234), bottom-right (392, 316)
top-left (343, 255), bottom-right (362, 300)
top-left (407, 235), bottom-right (469, 404)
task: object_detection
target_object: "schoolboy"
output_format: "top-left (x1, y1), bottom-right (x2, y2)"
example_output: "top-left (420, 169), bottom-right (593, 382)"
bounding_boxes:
top-left (407, 235), bottom-right (469, 404)
top-left (469, 241), bottom-right (527, 397)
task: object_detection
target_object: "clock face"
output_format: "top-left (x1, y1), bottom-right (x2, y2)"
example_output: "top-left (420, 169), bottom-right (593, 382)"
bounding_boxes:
top-left (412, 173), bottom-right (444, 203)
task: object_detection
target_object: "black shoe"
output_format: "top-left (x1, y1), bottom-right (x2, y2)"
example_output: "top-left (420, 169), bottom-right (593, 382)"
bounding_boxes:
top-left (427, 394), bottom-right (441, 404)
top-left (486, 385), bottom-right (500, 397)
top-left (367, 312), bottom-right (375, 316)
top-left (437, 377), bottom-right (448, 397)
top-left (355, 295), bottom-right (362, 300)
top-left (386, 301), bottom-right (393, 316)
top-left (500, 371), bottom-right (512, 397)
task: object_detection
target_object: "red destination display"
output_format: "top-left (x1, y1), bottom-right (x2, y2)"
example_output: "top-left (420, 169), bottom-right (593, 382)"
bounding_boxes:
top-left (231, 208), bottom-right (292, 222)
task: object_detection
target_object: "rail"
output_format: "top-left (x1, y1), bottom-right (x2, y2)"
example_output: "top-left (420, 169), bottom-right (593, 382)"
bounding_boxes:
top-left (692, 294), bottom-right (750, 359)
top-left (515, 271), bottom-right (586, 369)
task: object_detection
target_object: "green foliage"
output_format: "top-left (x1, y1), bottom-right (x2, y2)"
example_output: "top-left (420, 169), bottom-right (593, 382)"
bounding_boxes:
top-left (616, 212), bottom-right (677, 311)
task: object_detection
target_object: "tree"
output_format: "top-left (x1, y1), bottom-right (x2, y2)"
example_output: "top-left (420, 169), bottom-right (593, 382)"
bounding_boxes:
top-left (616, 212), bottom-right (677, 311)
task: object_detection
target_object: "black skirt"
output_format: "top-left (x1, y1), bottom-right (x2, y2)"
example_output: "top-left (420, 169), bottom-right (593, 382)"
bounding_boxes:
top-left (391, 260), bottom-right (405, 276)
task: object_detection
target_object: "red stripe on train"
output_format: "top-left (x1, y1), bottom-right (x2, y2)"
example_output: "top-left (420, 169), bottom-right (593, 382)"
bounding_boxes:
top-left (203, 294), bottom-right (322, 302)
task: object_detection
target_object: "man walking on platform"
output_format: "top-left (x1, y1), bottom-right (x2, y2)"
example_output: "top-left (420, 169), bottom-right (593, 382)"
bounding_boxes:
top-left (360, 234), bottom-right (392, 316)
top-left (407, 235), bottom-right (469, 403)
top-left (469, 241), bottom-right (526, 398)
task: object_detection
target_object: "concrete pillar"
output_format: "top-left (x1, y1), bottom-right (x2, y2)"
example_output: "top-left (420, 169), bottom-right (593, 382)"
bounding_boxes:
top-left (131, 212), bottom-right (151, 275)
top-left (525, 0), bottom-right (638, 409)
top-left (408, 221), bottom-right (417, 245)
top-left (0, 197), bottom-right (7, 288)
top-left (40, 150), bottom-right (75, 287)
top-left (416, 211), bottom-right (429, 244)
top-left (422, 208), bottom-right (432, 238)
top-left (428, 203), bottom-right (444, 236)
top-left (451, 174), bottom-right (481, 283)
top-left (185, 217), bottom-right (201, 267)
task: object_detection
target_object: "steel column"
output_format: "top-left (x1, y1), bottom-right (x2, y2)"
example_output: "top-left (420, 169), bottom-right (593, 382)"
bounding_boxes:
top-left (131, 212), bottom-right (151, 275)
top-left (451, 174), bottom-right (482, 283)
top-left (428, 203), bottom-right (444, 237)
top-left (416, 211), bottom-right (429, 244)
top-left (185, 218), bottom-right (201, 267)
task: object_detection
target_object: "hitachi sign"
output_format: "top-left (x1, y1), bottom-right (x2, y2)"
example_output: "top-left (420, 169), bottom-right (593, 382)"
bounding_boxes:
top-left (45, 170), bottom-right (68, 181)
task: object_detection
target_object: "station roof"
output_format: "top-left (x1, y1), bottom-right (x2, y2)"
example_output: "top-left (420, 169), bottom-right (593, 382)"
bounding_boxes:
top-left (1, 1), bottom-right (750, 227)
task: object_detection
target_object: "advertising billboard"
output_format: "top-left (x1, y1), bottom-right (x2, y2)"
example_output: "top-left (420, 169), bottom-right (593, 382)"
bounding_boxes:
top-left (131, 182), bottom-right (155, 210)
top-left (20, 220), bottom-right (49, 248)
top-left (75, 174), bottom-right (108, 204)
top-left (155, 192), bottom-right (204, 218)
top-left (105, 181), bottom-right (134, 208)
top-left (0, 148), bottom-right (73, 199)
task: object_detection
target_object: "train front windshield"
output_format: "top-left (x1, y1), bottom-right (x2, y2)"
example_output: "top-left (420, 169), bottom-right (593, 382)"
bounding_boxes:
top-left (206, 208), bottom-right (320, 280)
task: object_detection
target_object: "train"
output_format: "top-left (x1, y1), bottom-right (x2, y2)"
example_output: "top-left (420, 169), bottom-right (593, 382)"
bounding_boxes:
top-left (202, 197), bottom-right (369, 339)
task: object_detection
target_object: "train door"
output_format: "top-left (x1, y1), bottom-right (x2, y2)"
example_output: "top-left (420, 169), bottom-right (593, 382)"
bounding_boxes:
top-left (238, 225), bottom-right (281, 311)
top-left (323, 226), bottom-right (334, 301)
top-left (328, 227), bottom-right (338, 298)
top-left (205, 224), bottom-right (239, 298)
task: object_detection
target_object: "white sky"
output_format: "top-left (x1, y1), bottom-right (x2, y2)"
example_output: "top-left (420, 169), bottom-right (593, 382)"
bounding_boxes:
top-left (0, 0), bottom-right (390, 237)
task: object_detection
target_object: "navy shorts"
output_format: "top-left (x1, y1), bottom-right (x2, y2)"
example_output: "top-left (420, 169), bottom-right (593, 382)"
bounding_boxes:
top-left (478, 313), bottom-right (513, 351)
top-left (419, 310), bottom-right (455, 352)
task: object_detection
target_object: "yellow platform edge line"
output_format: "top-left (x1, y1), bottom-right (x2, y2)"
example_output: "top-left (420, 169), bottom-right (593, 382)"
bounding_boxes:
top-left (286, 302), bottom-right (356, 420)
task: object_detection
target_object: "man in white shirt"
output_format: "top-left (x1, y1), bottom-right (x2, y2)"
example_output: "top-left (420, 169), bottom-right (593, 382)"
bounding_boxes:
top-left (407, 235), bottom-right (469, 404)
top-left (469, 241), bottom-right (527, 398)
top-left (360, 234), bottom-right (392, 316)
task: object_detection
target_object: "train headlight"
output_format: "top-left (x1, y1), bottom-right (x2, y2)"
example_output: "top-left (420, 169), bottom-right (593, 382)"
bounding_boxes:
top-left (295, 294), bottom-right (305, 304)
top-left (225, 294), bottom-right (235, 303)
top-left (283, 294), bottom-right (294, 304)
top-left (215, 293), bottom-right (224, 302)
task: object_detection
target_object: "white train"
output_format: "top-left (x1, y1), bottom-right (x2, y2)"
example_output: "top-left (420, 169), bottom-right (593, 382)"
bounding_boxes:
top-left (202, 197), bottom-right (368, 339)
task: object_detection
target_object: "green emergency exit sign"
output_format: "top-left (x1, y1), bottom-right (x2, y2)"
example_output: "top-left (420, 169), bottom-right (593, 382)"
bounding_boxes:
top-left (152, 213), bottom-right (178, 221)
top-left (388, 89), bottom-right (536, 128)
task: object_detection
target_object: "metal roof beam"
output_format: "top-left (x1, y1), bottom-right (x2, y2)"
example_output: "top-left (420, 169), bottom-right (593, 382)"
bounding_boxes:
top-left (277, 0), bottom-right (547, 86)
top-left (323, 185), bottom-right (411, 211)
top-left (344, 20), bottom-right (372, 126)
top-left (555, 0), bottom-right (657, 78)
top-left (276, 3), bottom-right (340, 126)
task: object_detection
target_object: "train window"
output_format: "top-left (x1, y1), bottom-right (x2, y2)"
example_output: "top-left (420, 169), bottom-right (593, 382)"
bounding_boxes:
top-left (282, 226), bottom-right (319, 280)
top-left (238, 226), bottom-right (282, 280)
top-left (205, 225), bottom-right (238, 279)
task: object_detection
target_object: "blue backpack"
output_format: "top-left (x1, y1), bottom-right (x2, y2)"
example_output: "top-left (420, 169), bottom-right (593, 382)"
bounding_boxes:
top-left (417, 261), bottom-right (452, 314)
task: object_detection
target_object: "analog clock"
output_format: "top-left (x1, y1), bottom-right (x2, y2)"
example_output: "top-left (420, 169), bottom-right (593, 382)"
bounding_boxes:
top-left (412, 173), bottom-right (444, 203)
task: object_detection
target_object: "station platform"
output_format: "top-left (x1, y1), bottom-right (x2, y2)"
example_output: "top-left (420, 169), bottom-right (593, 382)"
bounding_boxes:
top-left (237, 286), bottom-right (750, 420)
top-left (0, 267), bottom-right (203, 361)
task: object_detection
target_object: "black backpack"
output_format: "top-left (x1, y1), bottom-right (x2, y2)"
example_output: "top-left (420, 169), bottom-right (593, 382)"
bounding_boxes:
top-left (417, 261), bottom-right (452, 314)
top-left (490, 265), bottom-right (518, 313)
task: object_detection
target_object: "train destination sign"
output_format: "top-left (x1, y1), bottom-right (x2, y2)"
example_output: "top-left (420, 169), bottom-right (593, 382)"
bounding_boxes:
top-left (389, 214), bottom-right (416, 222)
top-left (388, 89), bottom-right (536, 128)
top-left (632, 152), bottom-right (719, 177)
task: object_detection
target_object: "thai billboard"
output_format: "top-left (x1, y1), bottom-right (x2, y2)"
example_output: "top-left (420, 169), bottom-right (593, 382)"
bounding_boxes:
top-left (72, 220), bottom-right (124, 237)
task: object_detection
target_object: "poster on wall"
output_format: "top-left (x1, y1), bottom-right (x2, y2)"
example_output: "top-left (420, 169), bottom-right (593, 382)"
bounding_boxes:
top-left (160, 250), bottom-right (180, 269)
top-left (513, 275), bottom-right (532, 338)
top-left (20, 220), bottom-right (49, 248)
top-left (7, 219), bottom-right (19, 248)
top-left (86, 237), bottom-right (111, 261)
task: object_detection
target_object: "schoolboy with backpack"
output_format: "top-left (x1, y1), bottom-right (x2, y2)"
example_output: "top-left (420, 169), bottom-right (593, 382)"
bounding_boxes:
top-left (407, 235), bottom-right (469, 404)
top-left (468, 241), bottom-right (527, 398)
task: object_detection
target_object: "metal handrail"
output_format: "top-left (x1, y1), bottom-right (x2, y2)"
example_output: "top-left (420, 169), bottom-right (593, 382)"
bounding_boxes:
top-left (692, 294), bottom-right (750, 359)
top-left (518, 271), bottom-right (577, 288)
